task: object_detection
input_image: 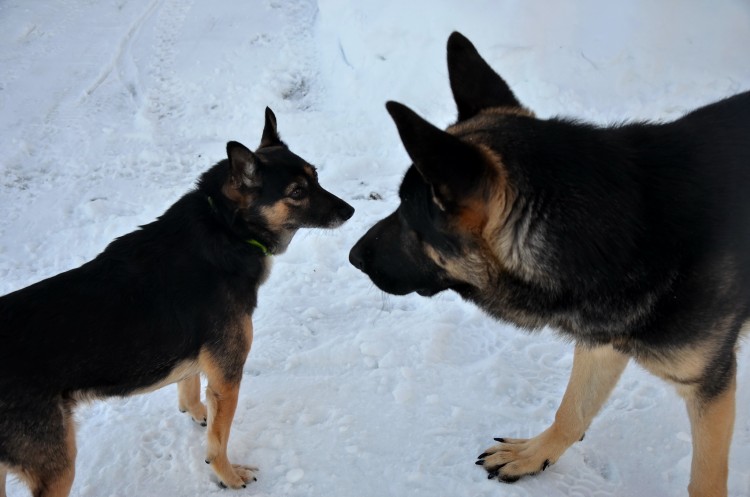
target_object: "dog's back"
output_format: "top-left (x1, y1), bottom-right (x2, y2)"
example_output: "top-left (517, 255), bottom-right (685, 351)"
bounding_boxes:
top-left (0, 198), bottom-right (260, 397)
top-left (638, 91), bottom-right (750, 284)
top-left (677, 91), bottom-right (750, 239)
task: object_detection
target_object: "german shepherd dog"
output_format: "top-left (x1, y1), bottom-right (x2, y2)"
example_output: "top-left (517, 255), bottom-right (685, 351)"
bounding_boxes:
top-left (349, 32), bottom-right (750, 497)
top-left (0, 108), bottom-right (354, 497)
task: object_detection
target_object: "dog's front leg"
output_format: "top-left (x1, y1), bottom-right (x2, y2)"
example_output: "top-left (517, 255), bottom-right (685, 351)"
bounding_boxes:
top-left (201, 352), bottom-right (257, 489)
top-left (682, 358), bottom-right (736, 497)
top-left (477, 344), bottom-right (629, 482)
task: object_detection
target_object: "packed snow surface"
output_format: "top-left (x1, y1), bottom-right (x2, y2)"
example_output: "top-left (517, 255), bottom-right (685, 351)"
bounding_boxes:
top-left (1, 1), bottom-right (749, 496)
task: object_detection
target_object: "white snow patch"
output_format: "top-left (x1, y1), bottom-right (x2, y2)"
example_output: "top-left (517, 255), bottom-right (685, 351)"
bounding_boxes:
top-left (1, 1), bottom-right (749, 497)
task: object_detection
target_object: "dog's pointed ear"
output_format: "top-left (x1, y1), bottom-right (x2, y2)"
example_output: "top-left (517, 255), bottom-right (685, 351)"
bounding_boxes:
top-left (259, 107), bottom-right (283, 148)
top-left (386, 101), bottom-right (487, 210)
top-left (224, 141), bottom-right (260, 204)
top-left (447, 32), bottom-right (522, 121)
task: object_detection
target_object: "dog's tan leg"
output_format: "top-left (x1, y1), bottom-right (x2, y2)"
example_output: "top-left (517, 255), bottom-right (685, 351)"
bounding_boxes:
top-left (200, 352), bottom-right (257, 489)
top-left (204, 375), bottom-right (257, 488)
top-left (178, 374), bottom-right (207, 426)
top-left (683, 368), bottom-right (736, 497)
top-left (32, 465), bottom-right (75, 497)
top-left (478, 344), bottom-right (629, 482)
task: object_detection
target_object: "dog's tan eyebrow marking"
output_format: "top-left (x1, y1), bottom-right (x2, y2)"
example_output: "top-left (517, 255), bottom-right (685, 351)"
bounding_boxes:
top-left (285, 179), bottom-right (309, 196)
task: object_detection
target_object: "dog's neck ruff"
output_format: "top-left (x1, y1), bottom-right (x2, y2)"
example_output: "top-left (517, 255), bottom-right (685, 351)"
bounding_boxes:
top-left (206, 196), bottom-right (272, 257)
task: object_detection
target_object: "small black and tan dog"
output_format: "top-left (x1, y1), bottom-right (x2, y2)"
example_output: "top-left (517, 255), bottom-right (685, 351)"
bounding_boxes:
top-left (350, 32), bottom-right (749, 497)
top-left (0, 108), bottom-right (353, 497)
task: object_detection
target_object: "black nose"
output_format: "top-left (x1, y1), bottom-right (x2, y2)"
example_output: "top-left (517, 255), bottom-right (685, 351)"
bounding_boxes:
top-left (339, 202), bottom-right (355, 221)
top-left (349, 239), bottom-right (366, 271)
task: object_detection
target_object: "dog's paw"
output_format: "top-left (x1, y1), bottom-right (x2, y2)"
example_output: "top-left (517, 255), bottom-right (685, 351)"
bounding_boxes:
top-left (179, 402), bottom-right (208, 427)
top-left (475, 433), bottom-right (570, 483)
top-left (216, 464), bottom-right (258, 489)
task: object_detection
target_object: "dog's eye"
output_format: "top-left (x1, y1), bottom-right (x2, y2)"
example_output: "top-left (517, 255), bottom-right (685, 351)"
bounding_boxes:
top-left (289, 187), bottom-right (307, 200)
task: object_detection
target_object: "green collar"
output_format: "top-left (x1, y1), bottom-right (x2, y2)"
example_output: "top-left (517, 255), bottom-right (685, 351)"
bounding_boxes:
top-left (206, 196), bottom-right (272, 257)
top-left (246, 238), bottom-right (271, 256)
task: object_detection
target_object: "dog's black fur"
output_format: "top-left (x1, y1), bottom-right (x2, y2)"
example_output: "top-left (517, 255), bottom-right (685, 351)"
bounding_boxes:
top-left (350, 32), bottom-right (749, 496)
top-left (0, 108), bottom-right (353, 497)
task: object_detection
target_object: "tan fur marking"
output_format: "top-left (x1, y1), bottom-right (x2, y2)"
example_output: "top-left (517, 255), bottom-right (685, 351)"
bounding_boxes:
top-left (446, 106), bottom-right (534, 136)
top-left (241, 313), bottom-right (254, 347)
top-left (457, 199), bottom-right (488, 234)
top-left (637, 345), bottom-right (711, 389)
top-left (259, 202), bottom-right (291, 231)
top-left (635, 315), bottom-right (735, 389)
top-left (199, 349), bottom-right (256, 488)
top-left (466, 145), bottom-right (524, 281)
top-left (418, 141), bottom-right (511, 290)
top-left (424, 244), bottom-right (495, 289)
top-left (259, 202), bottom-right (297, 254)
top-left (131, 359), bottom-right (201, 397)
top-left (478, 147), bottom-right (513, 233)
top-left (481, 345), bottom-right (629, 479)
top-left (451, 141), bottom-right (513, 260)
top-left (221, 182), bottom-right (249, 208)
top-left (177, 375), bottom-right (207, 424)
top-left (481, 105), bottom-right (536, 118)
top-left (445, 106), bottom-right (546, 286)
top-left (684, 374), bottom-right (736, 497)
top-left (23, 410), bottom-right (76, 497)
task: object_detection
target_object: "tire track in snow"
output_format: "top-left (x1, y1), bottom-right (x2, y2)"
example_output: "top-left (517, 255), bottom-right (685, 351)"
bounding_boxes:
top-left (81, 0), bottom-right (162, 102)
top-left (143, 0), bottom-right (194, 141)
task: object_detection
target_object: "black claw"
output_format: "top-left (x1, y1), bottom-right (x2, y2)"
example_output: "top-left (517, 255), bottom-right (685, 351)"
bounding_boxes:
top-left (253, 477), bottom-right (257, 482)
top-left (219, 481), bottom-right (227, 489)
top-left (201, 422), bottom-right (207, 427)
top-left (579, 432), bottom-right (586, 442)
top-left (475, 459), bottom-right (485, 466)
top-left (205, 459), bottom-right (211, 464)
top-left (242, 484), bottom-right (246, 489)
top-left (478, 451), bottom-right (489, 459)
top-left (493, 437), bottom-right (505, 443)
top-left (542, 459), bottom-right (550, 471)
top-left (487, 470), bottom-right (498, 480)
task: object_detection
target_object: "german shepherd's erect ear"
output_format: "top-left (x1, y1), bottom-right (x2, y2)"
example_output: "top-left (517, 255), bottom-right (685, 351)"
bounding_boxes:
top-left (223, 107), bottom-right (286, 205)
top-left (385, 101), bottom-right (492, 211)
top-left (259, 106), bottom-right (284, 148)
top-left (224, 141), bottom-right (260, 207)
top-left (446, 31), bottom-right (524, 120)
top-left (224, 107), bottom-right (286, 199)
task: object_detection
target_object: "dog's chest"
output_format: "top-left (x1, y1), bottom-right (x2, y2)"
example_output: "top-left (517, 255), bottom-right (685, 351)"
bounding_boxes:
top-left (259, 257), bottom-right (273, 285)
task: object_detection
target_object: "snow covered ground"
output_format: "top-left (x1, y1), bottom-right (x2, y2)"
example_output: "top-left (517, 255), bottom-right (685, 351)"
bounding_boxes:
top-left (1, 1), bottom-right (750, 496)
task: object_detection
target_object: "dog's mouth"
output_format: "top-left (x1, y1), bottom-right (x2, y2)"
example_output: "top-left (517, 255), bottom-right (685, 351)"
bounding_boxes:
top-left (415, 282), bottom-right (471, 298)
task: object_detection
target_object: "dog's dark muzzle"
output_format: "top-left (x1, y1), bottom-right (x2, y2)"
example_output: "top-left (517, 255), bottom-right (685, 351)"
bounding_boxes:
top-left (310, 188), bottom-right (355, 228)
top-left (349, 214), bottom-right (444, 296)
top-left (337, 201), bottom-right (356, 223)
top-left (349, 215), bottom-right (389, 277)
top-left (348, 235), bottom-right (370, 273)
